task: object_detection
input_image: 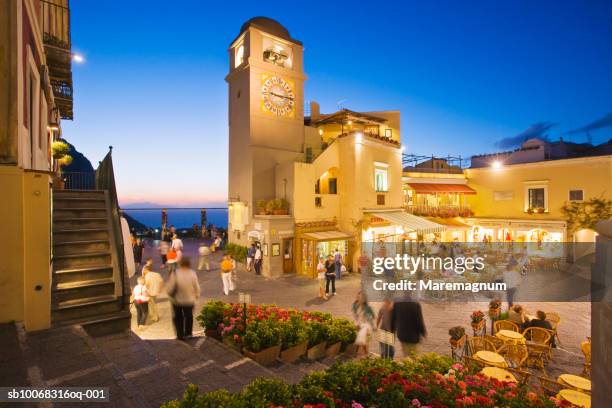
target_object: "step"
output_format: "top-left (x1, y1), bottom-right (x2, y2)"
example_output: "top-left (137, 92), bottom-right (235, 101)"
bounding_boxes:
top-left (53, 207), bottom-right (108, 219)
top-left (53, 227), bottom-right (109, 242)
top-left (53, 240), bottom-right (110, 256)
top-left (54, 189), bottom-right (105, 196)
top-left (52, 277), bottom-right (115, 303)
top-left (53, 217), bottom-right (108, 229)
top-left (53, 265), bottom-right (114, 284)
top-left (52, 295), bottom-right (122, 323)
top-left (53, 252), bottom-right (112, 270)
top-left (70, 310), bottom-right (132, 337)
top-left (53, 197), bottom-right (107, 209)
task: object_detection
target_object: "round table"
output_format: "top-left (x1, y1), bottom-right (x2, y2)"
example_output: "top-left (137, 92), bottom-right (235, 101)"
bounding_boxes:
top-left (496, 329), bottom-right (526, 345)
top-left (558, 374), bottom-right (591, 392)
top-left (557, 389), bottom-right (590, 408)
top-left (480, 367), bottom-right (517, 382)
top-left (474, 350), bottom-right (508, 367)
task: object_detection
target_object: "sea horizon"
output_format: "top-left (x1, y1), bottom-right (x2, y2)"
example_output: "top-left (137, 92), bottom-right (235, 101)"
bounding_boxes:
top-left (123, 208), bottom-right (228, 229)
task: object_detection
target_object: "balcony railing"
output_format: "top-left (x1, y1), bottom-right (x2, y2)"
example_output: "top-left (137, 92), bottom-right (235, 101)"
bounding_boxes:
top-left (62, 171), bottom-right (95, 190)
top-left (42, 0), bottom-right (71, 50)
top-left (405, 204), bottom-right (473, 218)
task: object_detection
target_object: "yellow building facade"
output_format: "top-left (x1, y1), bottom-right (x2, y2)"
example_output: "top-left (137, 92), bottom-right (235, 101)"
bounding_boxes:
top-left (227, 17), bottom-right (442, 277)
top-left (0, 0), bottom-right (72, 330)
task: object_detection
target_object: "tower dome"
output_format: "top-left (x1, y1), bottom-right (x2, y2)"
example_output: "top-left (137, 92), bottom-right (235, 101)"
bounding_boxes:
top-left (238, 17), bottom-right (301, 44)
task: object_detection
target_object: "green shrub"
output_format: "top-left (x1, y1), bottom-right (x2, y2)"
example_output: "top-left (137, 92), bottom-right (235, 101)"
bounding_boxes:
top-left (279, 314), bottom-right (308, 350)
top-left (325, 318), bottom-right (357, 346)
top-left (305, 319), bottom-right (327, 347)
top-left (225, 243), bottom-right (248, 263)
top-left (196, 300), bottom-right (230, 331)
top-left (240, 378), bottom-right (292, 407)
top-left (242, 319), bottom-right (282, 352)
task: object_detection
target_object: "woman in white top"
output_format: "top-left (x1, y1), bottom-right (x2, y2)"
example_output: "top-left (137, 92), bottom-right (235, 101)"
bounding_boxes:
top-left (132, 276), bottom-right (150, 329)
top-left (171, 234), bottom-right (184, 261)
top-left (317, 258), bottom-right (326, 299)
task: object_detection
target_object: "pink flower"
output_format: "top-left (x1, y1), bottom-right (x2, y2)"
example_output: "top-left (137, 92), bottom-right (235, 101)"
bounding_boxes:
top-left (411, 399), bottom-right (421, 407)
top-left (351, 402), bottom-right (364, 408)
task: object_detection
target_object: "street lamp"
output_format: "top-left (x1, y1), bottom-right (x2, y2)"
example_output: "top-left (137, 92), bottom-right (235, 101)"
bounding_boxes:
top-left (491, 160), bottom-right (502, 169)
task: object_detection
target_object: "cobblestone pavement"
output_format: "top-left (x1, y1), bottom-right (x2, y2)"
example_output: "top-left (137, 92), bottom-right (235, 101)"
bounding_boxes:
top-left (135, 239), bottom-right (590, 374)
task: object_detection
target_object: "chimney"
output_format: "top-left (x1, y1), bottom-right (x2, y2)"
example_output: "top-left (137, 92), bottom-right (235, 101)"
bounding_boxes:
top-left (310, 101), bottom-right (320, 122)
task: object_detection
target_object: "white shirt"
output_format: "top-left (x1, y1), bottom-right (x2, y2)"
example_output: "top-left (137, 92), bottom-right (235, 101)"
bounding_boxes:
top-left (198, 246), bottom-right (211, 256)
top-left (317, 262), bottom-right (326, 280)
top-left (167, 267), bottom-right (200, 305)
top-left (254, 248), bottom-right (262, 260)
top-left (144, 271), bottom-right (164, 297)
top-left (132, 284), bottom-right (149, 303)
top-left (172, 238), bottom-right (184, 252)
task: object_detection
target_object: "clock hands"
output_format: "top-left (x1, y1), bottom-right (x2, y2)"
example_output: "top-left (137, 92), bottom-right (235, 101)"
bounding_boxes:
top-left (270, 91), bottom-right (294, 101)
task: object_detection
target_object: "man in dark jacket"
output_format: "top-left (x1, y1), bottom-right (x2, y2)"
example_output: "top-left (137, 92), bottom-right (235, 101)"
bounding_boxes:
top-left (391, 298), bottom-right (426, 359)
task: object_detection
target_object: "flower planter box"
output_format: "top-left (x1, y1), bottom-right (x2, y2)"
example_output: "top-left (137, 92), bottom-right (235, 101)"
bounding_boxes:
top-left (205, 328), bottom-right (222, 341)
top-left (325, 341), bottom-right (342, 358)
top-left (243, 344), bottom-right (281, 366)
top-left (306, 342), bottom-right (327, 360)
top-left (344, 343), bottom-right (358, 356)
top-left (279, 341), bottom-right (308, 364)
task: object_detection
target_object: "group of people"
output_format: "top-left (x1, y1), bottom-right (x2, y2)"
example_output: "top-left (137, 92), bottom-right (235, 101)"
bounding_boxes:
top-left (508, 305), bottom-right (556, 347)
top-left (351, 291), bottom-right (427, 359)
top-left (316, 248), bottom-right (346, 299)
top-left (246, 243), bottom-right (263, 275)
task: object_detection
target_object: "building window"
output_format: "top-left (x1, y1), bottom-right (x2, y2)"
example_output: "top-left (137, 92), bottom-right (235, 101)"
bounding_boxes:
top-left (328, 178), bottom-right (337, 194)
top-left (527, 188), bottom-right (545, 210)
top-left (314, 179), bottom-right (320, 194)
top-left (377, 194), bottom-right (385, 205)
top-left (375, 167), bottom-right (388, 192)
top-left (569, 190), bottom-right (584, 201)
top-left (384, 128), bottom-right (392, 138)
top-left (315, 197), bottom-right (322, 207)
top-left (234, 44), bottom-right (244, 68)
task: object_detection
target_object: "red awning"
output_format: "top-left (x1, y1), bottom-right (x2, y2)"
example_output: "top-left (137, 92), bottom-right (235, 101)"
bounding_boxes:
top-left (408, 183), bottom-right (477, 194)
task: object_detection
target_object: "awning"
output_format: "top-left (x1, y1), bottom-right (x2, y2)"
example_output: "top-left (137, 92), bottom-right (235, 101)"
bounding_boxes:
top-left (408, 183), bottom-right (476, 194)
top-left (302, 230), bottom-right (354, 241)
top-left (247, 230), bottom-right (264, 241)
top-left (427, 217), bottom-right (471, 230)
top-left (368, 211), bottom-right (445, 234)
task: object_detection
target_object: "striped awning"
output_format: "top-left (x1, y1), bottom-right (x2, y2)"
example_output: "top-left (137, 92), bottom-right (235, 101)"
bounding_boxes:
top-left (408, 183), bottom-right (476, 194)
top-left (302, 230), bottom-right (354, 241)
top-left (427, 217), bottom-right (471, 230)
top-left (368, 211), bottom-right (445, 234)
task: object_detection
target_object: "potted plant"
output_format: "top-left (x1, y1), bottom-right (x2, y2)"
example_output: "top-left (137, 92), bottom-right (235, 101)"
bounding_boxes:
top-left (242, 319), bottom-right (282, 366)
top-left (488, 299), bottom-right (501, 318)
top-left (275, 198), bottom-right (290, 215)
top-left (197, 300), bottom-right (230, 340)
top-left (325, 318), bottom-right (357, 357)
top-left (279, 315), bottom-right (308, 363)
top-left (470, 311), bottom-right (485, 332)
top-left (51, 140), bottom-right (72, 189)
top-left (305, 314), bottom-right (330, 360)
top-left (256, 199), bottom-right (269, 215)
top-left (448, 326), bottom-right (466, 347)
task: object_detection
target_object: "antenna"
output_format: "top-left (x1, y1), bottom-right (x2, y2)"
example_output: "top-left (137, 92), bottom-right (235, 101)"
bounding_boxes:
top-left (336, 99), bottom-right (347, 110)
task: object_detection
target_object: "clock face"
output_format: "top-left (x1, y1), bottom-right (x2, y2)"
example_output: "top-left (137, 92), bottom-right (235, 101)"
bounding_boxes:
top-left (261, 75), bottom-right (295, 117)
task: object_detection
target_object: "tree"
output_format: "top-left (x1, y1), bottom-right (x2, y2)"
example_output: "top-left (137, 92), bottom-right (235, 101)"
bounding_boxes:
top-left (561, 197), bottom-right (612, 233)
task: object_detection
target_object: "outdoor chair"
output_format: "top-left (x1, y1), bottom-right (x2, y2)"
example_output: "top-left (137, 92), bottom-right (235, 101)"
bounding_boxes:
top-left (468, 337), bottom-right (497, 355)
top-left (535, 375), bottom-right (564, 397)
top-left (498, 344), bottom-right (528, 368)
top-left (462, 355), bottom-right (487, 371)
top-left (484, 334), bottom-right (506, 350)
top-left (581, 340), bottom-right (591, 378)
top-left (450, 334), bottom-right (467, 361)
top-left (526, 343), bottom-right (550, 374)
top-left (494, 320), bottom-right (520, 333)
top-left (545, 312), bottom-right (561, 345)
top-left (505, 367), bottom-right (532, 386)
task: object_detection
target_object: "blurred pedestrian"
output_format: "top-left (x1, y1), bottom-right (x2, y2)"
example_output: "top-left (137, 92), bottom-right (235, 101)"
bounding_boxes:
top-left (197, 244), bottom-right (211, 271)
top-left (391, 296), bottom-right (426, 359)
top-left (167, 247), bottom-right (178, 275)
top-left (132, 236), bottom-right (144, 272)
top-left (159, 240), bottom-right (169, 269)
top-left (334, 248), bottom-right (343, 279)
top-left (166, 256), bottom-right (200, 340)
top-left (254, 244), bottom-right (263, 275)
top-left (352, 291), bottom-right (375, 357)
top-left (376, 298), bottom-right (395, 358)
top-left (220, 254), bottom-right (235, 295)
top-left (246, 243), bottom-right (256, 272)
top-left (172, 234), bottom-right (184, 261)
top-left (132, 276), bottom-right (149, 329)
top-left (317, 257), bottom-right (326, 298)
top-left (325, 255), bottom-right (336, 296)
top-left (143, 259), bottom-right (163, 323)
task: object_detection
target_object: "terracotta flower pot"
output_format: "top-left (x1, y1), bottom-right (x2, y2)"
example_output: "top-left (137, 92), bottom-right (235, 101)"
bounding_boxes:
top-left (307, 342), bottom-right (327, 360)
top-left (279, 341), bottom-right (308, 364)
top-left (325, 341), bottom-right (342, 358)
top-left (471, 320), bottom-right (485, 331)
top-left (243, 344), bottom-right (281, 366)
top-left (488, 308), bottom-right (500, 318)
top-left (205, 328), bottom-right (222, 341)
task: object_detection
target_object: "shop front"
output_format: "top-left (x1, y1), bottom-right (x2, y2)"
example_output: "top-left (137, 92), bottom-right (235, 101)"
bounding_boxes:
top-left (295, 222), bottom-right (355, 279)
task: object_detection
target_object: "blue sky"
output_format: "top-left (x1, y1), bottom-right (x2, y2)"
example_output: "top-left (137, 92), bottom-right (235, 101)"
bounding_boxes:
top-left (62, 0), bottom-right (612, 206)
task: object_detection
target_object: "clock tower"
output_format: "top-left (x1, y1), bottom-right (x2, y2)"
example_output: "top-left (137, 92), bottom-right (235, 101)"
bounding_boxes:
top-left (226, 17), bottom-right (306, 236)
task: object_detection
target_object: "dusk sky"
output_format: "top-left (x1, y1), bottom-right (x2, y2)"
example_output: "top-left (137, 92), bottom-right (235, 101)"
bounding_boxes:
top-left (62, 0), bottom-right (612, 207)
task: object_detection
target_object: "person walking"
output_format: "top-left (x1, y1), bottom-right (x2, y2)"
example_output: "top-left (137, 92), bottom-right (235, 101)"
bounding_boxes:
top-left (334, 248), bottom-right (343, 279)
top-left (246, 244), bottom-right (256, 272)
top-left (197, 244), bottom-right (211, 271)
top-left (352, 291), bottom-right (375, 357)
top-left (391, 296), bottom-right (426, 359)
top-left (132, 237), bottom-right (144, 272)
top-left (325, 255), bottom-right (336, 297)
top-left (503, 262), bottom-right (521, 308)
top-left (166, 247), bottom-right (178, 275)
top-left (172, 234), bottom-right (184, 261)
top-left (316, 257), bottom-right (326, 298)
top-left (254, 244), bottom-right (263, 275)
top-left (132, 276), bottom-right (149, 329)
top-left (166, 257), bottom-right (200, 340)
top-left (159, 240), bottom-right (169, 269)
top-left (143, 260), bottom-right (163, 323)
top-left (220, 254), bottom-right (235, 295)
top-left (376, 298), bottom-right (395, 359)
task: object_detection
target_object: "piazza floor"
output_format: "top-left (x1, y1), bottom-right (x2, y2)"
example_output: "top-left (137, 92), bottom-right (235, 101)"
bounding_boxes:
top-left (133, 238), bottom-right (590, 375)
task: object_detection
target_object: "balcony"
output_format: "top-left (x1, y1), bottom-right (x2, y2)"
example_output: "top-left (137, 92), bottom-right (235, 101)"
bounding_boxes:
top-left (405, 204), bottom-right (473, 218)
top-left (41, 0), bottom-right (73, 120)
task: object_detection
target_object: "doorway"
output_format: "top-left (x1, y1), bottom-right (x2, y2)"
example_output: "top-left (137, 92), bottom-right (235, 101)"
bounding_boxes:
top-left (282, 238), bottom-right (293, 274)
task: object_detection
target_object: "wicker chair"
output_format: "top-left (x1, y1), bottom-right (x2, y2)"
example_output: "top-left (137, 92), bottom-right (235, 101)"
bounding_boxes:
top-left (469, 336), bottom-right (497, 355)
top-left (535, 375), bottom-right (564, 397)
top-left (546, 312), bottom-right (561, 345)
top-left (581, 340), bottom-right (591, 378)
top-left (484, 334), bottom-right (505, 350)
top-left (523, 327), bottom-right (552, 345)
top-left (526, 343), bottom-right (550, 373)
top-left (505, 367), bottom-right (532, 385)
top-left (498, 344), bottom-right (528, 368)
top-left (462, 355), bottom-right (487, 371)
top-left (494, 320), bottom-right (520, 333)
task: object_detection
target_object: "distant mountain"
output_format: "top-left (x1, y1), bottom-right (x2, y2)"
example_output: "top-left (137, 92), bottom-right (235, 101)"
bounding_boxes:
top-left (121, 201), bottom-right (228, 209)
top-left (60, 138), bottom-right (94, 173)
top-left (122, 212), bottom-right (148, 231)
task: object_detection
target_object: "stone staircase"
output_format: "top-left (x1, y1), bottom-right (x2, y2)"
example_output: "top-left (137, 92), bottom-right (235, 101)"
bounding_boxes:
top-left (52, 189), bottom-right (131, 335)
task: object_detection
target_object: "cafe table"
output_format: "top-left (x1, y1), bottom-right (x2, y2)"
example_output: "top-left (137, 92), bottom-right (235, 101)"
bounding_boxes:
top-left (558, 374), bottom-right (591, 393)
top-left (557, 389), bottom-right (590, 408)
top-left (474, 350), bottom-right (508, 368)
top-left (496, 329), bottom-right (526, 345)
top-left (480, 367), bottom-right (517, 382)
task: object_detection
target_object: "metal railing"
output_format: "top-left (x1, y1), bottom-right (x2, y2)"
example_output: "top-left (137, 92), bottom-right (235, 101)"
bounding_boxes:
top-left (405, 204), bottom-right (473, 218)
top-left (41, 0), bottom-right (71, 49)
top-left (62, 171), bottom-right (95, 190)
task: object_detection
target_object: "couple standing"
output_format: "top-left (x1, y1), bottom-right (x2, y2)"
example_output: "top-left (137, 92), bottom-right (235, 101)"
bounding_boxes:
top-left (246, 243), bottom-right (263, 275)
top-left (317, 248), bottom-right (343, 299)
